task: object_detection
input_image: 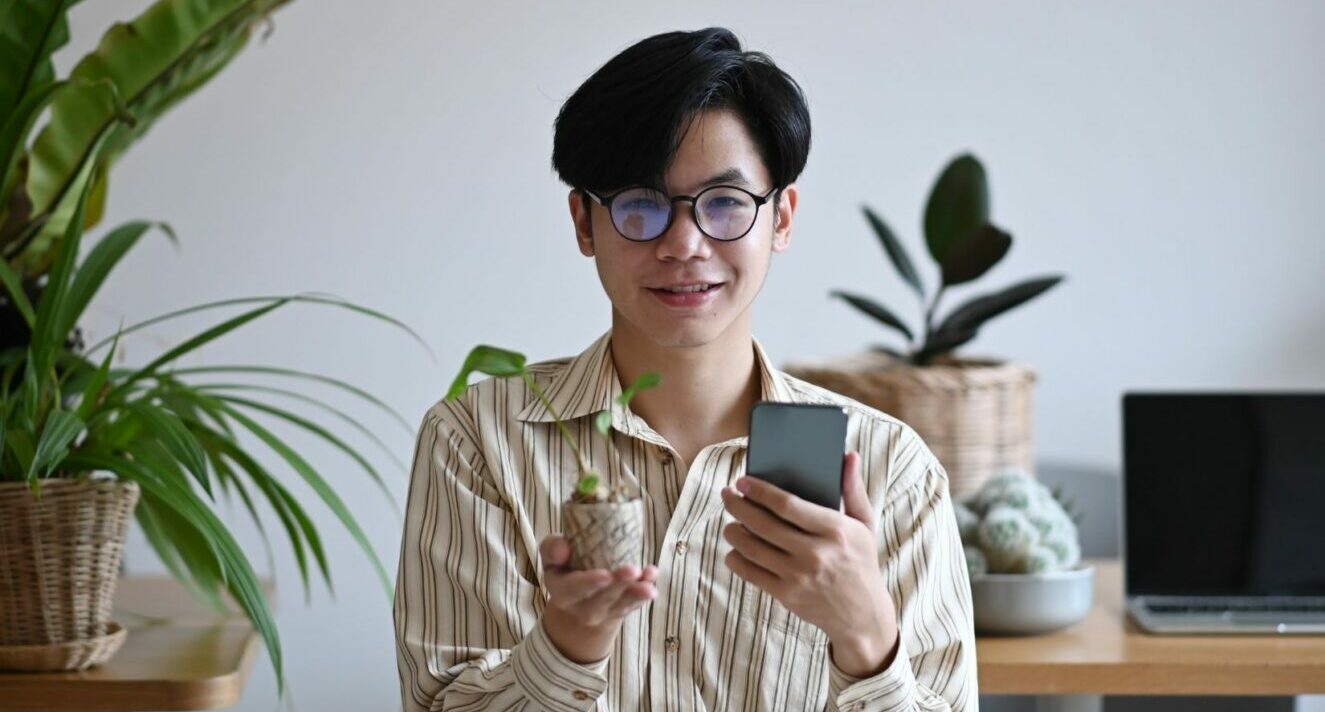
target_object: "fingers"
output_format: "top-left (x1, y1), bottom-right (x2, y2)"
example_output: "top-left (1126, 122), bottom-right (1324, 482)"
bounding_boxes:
top-left (840, 451), bottom-right (875, 527)
top-left (540, 534), bottom-right (658, 618)
top-left (723, 521), bottom-right (792, 576)
top-left (720, 485), bottom-right (809, 554)
top-left (731, 476), bottom-right (839, 535)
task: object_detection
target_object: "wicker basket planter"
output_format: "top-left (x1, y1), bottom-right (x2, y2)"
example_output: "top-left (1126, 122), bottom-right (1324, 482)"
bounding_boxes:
top-left (784, 351), bottom-right (1036, 497)
top-left (562, 498), bottom-right (644, 571)
top-left (0, 478), bottom-right (139, 671)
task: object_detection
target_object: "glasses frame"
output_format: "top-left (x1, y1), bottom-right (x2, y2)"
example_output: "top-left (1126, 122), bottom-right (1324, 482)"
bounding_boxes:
top-left (581, 184), bottom-right (780, 242)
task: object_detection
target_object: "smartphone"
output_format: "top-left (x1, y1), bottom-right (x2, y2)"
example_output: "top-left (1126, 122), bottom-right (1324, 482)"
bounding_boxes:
top-left (746, 401), bottom-right (848, 510)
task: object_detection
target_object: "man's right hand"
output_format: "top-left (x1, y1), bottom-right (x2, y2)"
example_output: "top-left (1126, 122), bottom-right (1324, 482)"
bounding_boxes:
top-left (539, 535), bottom-right (658, 665)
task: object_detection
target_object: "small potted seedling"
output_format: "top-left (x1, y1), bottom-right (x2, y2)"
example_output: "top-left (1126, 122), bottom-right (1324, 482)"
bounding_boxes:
top-left (446, 345), bottom-right (660, 571)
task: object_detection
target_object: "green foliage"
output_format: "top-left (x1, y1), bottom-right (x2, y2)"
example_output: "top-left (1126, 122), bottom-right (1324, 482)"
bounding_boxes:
top-left (833, 153), bottom-right (1066, 366)
top-left (0, 8), bottom-right (435, 697)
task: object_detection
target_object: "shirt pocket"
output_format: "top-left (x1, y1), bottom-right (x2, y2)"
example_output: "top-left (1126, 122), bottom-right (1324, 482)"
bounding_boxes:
top-left (740, 582), bottom-right (829, 649)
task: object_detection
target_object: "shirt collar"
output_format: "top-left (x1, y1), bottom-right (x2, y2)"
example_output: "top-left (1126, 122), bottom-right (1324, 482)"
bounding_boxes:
top-left (513, 329), bottom-right (796, 432)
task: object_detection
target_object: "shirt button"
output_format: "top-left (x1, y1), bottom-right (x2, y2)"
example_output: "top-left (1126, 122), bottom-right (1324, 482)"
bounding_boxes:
top-left (675, 541), bottom-right (688, 555)
top-left (665, 636), bottom-right (679, 652)
top-left (572, 690), bottom-right (589, 701)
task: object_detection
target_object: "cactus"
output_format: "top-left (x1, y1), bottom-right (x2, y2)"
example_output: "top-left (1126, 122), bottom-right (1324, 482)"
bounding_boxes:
top-left (956, 468), bottom-right (1083, 574)
top-left (964, 545), bottom-right (989, 578)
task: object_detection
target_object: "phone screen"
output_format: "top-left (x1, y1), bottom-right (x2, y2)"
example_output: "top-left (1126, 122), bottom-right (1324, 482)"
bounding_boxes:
top-left (746, 402), bottom-right (848, 510)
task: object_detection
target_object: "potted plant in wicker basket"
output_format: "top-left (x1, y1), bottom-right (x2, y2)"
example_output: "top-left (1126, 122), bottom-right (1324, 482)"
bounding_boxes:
top-left (446, 345), bottom-right (660, 570)
top-left (0, 0), bottom-right (410, 695)
top-left (784, 154), bottom-right (1064, 497)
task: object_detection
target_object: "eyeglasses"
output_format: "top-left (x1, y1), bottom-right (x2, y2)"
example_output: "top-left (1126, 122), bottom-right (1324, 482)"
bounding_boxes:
top-left (581, 184), bottom-right (779, 242)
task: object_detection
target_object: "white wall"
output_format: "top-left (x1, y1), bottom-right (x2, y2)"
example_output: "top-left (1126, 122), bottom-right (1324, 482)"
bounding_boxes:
top-left (60, 1), bottom-right (1325, 709)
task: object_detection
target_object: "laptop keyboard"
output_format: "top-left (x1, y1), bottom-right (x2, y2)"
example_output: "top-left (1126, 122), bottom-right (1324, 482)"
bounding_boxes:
top-left (1146, 601), bottom-right (1325, 614)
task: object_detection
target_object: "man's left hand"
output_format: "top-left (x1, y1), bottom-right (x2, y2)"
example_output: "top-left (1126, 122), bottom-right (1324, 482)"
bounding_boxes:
top-left (721, 450), bottom-right (900, 678)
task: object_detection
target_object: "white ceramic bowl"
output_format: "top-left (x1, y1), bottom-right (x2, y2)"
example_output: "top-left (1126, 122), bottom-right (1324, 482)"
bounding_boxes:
top-left (970, 564), bottom-right (1094, 635)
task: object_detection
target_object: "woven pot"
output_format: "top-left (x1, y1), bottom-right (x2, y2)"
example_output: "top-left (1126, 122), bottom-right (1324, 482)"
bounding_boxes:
top-left (562, 498), bottom-right (644, 571)
top-left (784, 351), bottom-right (1036, 497)
top-left (0, 477), bottom-right (139, 671)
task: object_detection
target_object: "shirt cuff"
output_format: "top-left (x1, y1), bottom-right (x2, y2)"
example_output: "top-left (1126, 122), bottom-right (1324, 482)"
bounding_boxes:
top-left (829, 635), bottom-right (918, 712)
top-left (510, 617), bottom-right (610, 712)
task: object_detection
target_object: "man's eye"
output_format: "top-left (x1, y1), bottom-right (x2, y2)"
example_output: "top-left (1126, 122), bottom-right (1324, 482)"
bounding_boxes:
top-left (623, 199), bottom-right (660, 211)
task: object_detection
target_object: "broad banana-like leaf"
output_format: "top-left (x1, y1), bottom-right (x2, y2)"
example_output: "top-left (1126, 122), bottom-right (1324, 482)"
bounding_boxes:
top-left (16, 0), bottom-right (287, 275)
top-left (0, 0), bottom-right (81, 114)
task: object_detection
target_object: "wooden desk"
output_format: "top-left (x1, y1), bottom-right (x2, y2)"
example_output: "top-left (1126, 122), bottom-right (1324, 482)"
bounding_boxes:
top-left (0, 577), bottom-right (265, 711)
top-left (977, 560), bottom-right (1325, 696)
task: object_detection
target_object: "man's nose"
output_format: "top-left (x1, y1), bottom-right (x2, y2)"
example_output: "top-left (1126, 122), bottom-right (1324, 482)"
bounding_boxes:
top-left (654, 203), bottom-right (711, 260)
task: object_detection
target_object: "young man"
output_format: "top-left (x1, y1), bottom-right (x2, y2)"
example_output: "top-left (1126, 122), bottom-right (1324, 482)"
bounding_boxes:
top-left (395, 27), bottom-right (975, 711)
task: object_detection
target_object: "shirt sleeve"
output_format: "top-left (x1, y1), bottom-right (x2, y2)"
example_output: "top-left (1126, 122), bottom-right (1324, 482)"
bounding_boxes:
top-left (826, 434), bottom-right (978, 711)
top-left (394, 405), bottom-right (610, 712)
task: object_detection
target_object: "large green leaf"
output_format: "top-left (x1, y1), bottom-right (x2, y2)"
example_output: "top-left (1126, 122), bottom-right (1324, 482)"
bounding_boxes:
top-left (0, 80), bottom-right (65, 232)
top-left (924, 154), bottom-right (989, 264)
top-left (447, 345), bottom-right (527, 400)
top-left (0, 0), bottom-right (81, 120)
top-left (862, 205), bottom-right (924, 299)
top-left (24, 0), bottom-right (276, 224)
top-left (940, 224), bottom-right (1012, 287)
top-left (829, 289), bottom-right (914, 342)
top-left (935, 275), bottom-right (1065, 341)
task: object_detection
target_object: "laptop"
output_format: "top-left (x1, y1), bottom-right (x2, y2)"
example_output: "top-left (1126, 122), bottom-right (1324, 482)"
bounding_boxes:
top-left (1122, 392), bottom-right (1325, 634)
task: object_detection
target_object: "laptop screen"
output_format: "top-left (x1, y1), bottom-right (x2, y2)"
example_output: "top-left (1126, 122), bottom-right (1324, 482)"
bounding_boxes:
top-left (1123, 393), bottom-right (1325, 597)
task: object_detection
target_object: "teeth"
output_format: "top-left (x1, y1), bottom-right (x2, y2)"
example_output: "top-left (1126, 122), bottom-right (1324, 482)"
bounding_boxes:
top-left (662, 284), bottom-right (713, 293)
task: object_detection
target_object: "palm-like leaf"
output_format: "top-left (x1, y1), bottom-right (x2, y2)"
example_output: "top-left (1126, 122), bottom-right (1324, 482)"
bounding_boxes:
top-left (935, 275), bottom-right (1065, 338)
top-left (862, 205), bottom-right (924, 299)
top-left (829, 289), bottom-right (914, 342)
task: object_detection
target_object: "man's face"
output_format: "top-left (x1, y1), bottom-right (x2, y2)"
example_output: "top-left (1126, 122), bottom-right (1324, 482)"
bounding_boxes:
top-left (570, 109), bottom-right (797, 350)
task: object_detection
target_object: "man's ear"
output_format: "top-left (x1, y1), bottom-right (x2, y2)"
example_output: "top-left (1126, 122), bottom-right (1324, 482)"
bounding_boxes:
top-left (771, 183), bottom-right (797, 253)
top-left (568, 189), bottom-right (595, 257)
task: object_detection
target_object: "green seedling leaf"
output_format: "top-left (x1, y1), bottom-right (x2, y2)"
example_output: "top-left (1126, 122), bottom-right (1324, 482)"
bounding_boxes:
top-left (446, 345), bottom-right (526, 400)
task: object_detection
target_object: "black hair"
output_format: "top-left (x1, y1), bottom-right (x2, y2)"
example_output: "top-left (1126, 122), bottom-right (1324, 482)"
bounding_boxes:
top-left (551, 27), bottom-right (811, 195)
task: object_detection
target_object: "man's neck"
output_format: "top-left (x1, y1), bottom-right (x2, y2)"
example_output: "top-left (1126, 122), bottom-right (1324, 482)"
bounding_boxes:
top-left (608, 315), bottom-right (762, 464)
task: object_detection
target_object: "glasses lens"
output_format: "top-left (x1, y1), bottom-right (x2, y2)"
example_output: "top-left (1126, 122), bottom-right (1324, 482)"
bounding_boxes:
top-left (697, 187), bottom-right (758, 240)
top-left (611, 188), bottom-right (671, 241)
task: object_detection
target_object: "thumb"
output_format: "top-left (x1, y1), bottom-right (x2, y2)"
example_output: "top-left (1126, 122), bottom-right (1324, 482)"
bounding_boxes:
top-left (841, 451), bottom-right (874, 527)
top-left (540, 535), bottom-right (570, 568)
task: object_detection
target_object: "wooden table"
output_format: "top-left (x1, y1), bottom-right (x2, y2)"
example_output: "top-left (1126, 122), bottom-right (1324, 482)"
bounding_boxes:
top-left (977, 560), bottom-right (1325, 697)
top-left (0, 577), bottom-right (264, 711)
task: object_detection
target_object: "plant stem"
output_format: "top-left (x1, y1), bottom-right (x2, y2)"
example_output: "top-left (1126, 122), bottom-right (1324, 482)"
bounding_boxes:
top-left (519, 371), bottom-right (590, 476)
top-left (922, 286), bottom-right (946, 350)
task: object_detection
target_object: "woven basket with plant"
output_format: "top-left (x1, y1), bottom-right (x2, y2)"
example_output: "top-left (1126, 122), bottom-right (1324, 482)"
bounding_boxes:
top-left (785, 153), bottom-right (1064, 496)
top-left (0, 0), bottom-right (413, 696)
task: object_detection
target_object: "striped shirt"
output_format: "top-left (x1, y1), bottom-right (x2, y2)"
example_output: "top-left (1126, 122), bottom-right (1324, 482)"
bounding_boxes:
top-left (394, 330), bottom-right (976, 711)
